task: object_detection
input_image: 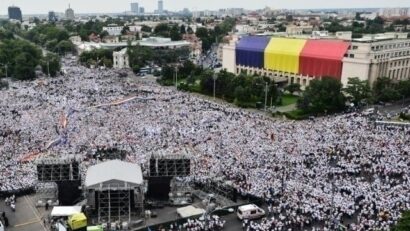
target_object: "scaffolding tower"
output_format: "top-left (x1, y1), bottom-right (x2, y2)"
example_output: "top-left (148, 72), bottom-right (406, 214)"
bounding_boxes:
top-left (92, 184), bottom-right (144, 224)
top-left (35, 157), bottom-right (81, 182)
top-left (148, 153), bottom-right (191, 177)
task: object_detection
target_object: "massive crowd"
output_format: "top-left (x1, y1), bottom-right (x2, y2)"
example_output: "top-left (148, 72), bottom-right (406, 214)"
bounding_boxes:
top-left (0, 57), bottom-right (410, 230)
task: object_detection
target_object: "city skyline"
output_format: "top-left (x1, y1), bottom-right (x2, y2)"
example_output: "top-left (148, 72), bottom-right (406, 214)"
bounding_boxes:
top-left (1, 0), bottom-right (410, 15)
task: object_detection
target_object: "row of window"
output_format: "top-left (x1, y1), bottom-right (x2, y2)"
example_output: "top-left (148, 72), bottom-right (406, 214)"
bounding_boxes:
top-left (388, 68), bottom-right (410, 80)
top-left (371, 42), bottom-right (410, 51)
top-left (236, 67), bottom-right (312, 86)
top-left (390, 59), bottom-right (410, 67)
top-left (236, 67), bottom-right (297, 78)
top-left (375, 50), bottom-right (410, 59)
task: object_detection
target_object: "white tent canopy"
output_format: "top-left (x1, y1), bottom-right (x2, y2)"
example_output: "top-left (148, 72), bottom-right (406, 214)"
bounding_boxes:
top-left (177, 205), bottom-right (205, 218)
top-left (51, 206), bottom-right (82, 217)
top-left (85, 160), bottom-right (143, 189)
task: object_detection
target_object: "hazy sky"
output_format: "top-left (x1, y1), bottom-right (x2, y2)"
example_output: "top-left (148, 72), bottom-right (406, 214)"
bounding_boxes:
top-left (1, 0), bottom-right (409, 15)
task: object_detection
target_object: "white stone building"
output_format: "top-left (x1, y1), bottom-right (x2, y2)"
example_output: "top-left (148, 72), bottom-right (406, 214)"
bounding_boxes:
top-left (102, 26), bottom-right (124, 36)
top-left (113, 48), bottom-right (129, 69)
top-left (341, 33), bottom-right (410, 87)
top-left (222, 33), bottom-right (410, 89)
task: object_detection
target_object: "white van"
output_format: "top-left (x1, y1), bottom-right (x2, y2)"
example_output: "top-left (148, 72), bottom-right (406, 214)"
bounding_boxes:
top-left (363, 108), bottom-right (375, 115)
top-left (237, 204), bottom-right (265, 220)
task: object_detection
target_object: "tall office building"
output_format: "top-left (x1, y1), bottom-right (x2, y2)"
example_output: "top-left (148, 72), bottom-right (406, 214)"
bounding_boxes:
top-left (65, 4), bottom-right (75, 20)
top-left (139, 7), bottom-right (145, 14)
top-left (48, 11), bottom-right (58, 22)
top-left (8, 6), bottom-right (22, 21)
top-left (158, 0), bottom-right (164, 15)
top-left (131, 2), bottom-right (139, 14)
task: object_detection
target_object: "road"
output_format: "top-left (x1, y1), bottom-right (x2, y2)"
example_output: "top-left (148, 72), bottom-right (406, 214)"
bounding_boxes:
top-left (0, 194), bottom-right (49, 231)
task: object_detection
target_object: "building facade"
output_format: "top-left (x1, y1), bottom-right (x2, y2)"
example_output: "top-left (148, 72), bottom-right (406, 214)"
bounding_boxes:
top-left (223, 36), bottom-right (349, 88)
top-left (102, 26), bottom-right (123, 36)
top-left (113, 48), bottom-right (130, 69)
top-left (65, 5), bottom-right (75, 20)
top-left (222, 33), bottom-right (410, 88)
top-left (131, 3), bottom-right (139, 14)
top-left (48, 11), bottom-right (57, 22)
top-left (8, 6), bottom-right (22, 21)
top-left (158, 0), bottom-right (164, 15)
top-left (341, 33), bottom-right (410, 86)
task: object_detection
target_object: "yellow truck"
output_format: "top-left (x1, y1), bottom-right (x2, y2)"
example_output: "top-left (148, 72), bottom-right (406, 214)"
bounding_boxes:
top-left (68, 213), bottom-right (87, 230)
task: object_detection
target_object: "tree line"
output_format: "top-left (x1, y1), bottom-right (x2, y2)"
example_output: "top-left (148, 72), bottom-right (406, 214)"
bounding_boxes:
top-left (296, 76), bottom-right (410, 117)
top-left (0, 23), bottom-right (61, 80)
top-left (158, 65), bottom-right (280, 108)
top-left (22, 24), bottom-right (75, 55)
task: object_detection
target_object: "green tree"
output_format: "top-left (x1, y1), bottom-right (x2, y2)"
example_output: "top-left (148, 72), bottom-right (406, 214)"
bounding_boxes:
top-left (195, 27), bottom-right (212, 50)
top-left (160, 65), bottom-right (175, 83)
top-left (14, 52), bottom-right (37, 80)
top-left (178, 60), bottom-right (195, 77)
top-left (41, 53), bottom-right (61, 77)
top-left (0, 39), bottom-right (41, 80)
top-left (285, 83), bottom-right (301, 94)
top-left (234, 86), bottom-right (247, 102)
top-left (392, 211), bottom-right (410, 231)
top-left (343, 77), bottom-right (372, 106)
top-left (373, 77), bottom-right (401, 102)
top-left (170, 25), bottom-right (182, 41)
top-left (99, 30), bottom-right (109, 39)
top-left (79, 49), bottom-right (113, 68)
top-left (397, 80), bottom-right (410, 98)
top-left (55, 40), bottom-right (75, 55)
top-left (180, 25), bottom-right (186, 34)
top-left (141, 25), bottom-right (152, 33)
top-left (297, 77), bottom-right (346, 114)
top-left (154, 23), bottom-right (170, 37)
top-left (121, 26), bottom-right (130, 35)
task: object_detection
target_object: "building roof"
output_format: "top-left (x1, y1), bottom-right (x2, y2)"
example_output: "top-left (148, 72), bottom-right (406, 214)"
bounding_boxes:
top-left (51, 206), bottom-right (82, 217)
top-left (238, 204), bottom-right (260, 211)
top-left (85, 160), bottom-right (143, 188)
top-left (176, 205), bottom-right (206, 218)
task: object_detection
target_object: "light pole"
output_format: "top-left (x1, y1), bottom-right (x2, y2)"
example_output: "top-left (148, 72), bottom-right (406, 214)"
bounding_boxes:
top-left (256, 82), bottom-right (268, 112)
top-left (175, 66), bottom-right (178, 88)
top-left (47, 61), bottom-right (50, 77)
top-left (213, 73), bottom-right (218, 100)
top-left (264, 82), bottom-right (268, 111)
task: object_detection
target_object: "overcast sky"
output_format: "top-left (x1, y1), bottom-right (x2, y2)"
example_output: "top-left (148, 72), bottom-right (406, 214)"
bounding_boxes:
top-left (1, 0), bottom-right (409, 15)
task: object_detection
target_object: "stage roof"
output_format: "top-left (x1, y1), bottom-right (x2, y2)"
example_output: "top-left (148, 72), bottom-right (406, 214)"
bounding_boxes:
top-left (85, 160), bottom-right (143, 189)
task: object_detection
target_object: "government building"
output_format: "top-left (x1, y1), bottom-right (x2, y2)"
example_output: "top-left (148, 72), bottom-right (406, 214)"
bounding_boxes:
top-left (222, 32), bottom-right (410, 88)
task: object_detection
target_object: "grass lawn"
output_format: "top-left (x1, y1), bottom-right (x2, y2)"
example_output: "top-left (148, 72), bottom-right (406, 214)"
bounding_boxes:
top-left (283, 109), bottom-right (310, 120)
top-left (281, 94), bottom-right (299, 106)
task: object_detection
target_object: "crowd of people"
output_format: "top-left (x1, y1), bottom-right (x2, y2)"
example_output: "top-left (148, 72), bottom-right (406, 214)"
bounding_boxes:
top-left (1, 57), bottom-right (410, 230)
top-left (158, 216), bottom-right (225, 231)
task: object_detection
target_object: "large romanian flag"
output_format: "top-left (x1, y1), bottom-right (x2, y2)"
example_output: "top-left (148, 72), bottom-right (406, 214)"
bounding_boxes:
top-left (235, 36), bottom-right (350, 80)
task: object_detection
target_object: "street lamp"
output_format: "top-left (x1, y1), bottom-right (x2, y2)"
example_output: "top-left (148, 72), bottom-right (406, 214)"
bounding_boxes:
top-left (264, 82), bottom-right (268, 111)
top-left (213, 73), bottom-right (218, 100)
top-left (256, 81), bottom-right (269, 111)
top-left (47, 61), bottom-right (50, 77)
top-left (175, 66), bottom-right (178, 88)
